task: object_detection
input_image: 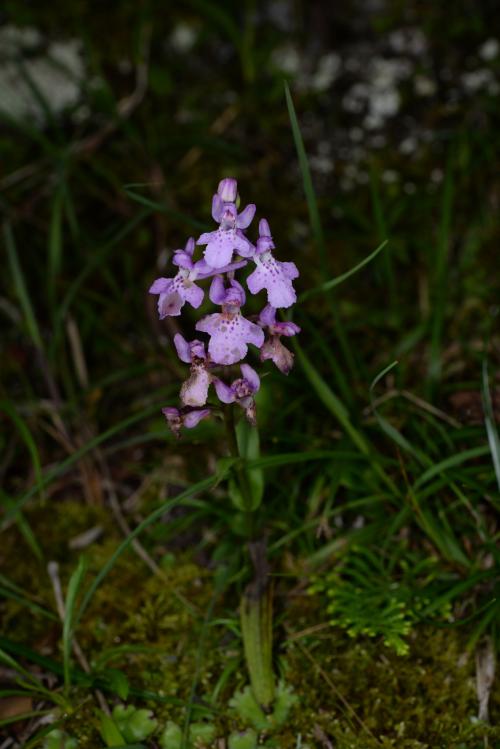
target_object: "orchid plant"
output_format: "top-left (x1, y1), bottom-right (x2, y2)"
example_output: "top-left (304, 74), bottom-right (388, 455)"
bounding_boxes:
top-left (149, 178), bottom-right (300, 714)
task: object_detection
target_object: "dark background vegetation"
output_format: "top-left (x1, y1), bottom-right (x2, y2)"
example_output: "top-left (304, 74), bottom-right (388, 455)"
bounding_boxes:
top-left (1, 0), bottom-right (499, 746)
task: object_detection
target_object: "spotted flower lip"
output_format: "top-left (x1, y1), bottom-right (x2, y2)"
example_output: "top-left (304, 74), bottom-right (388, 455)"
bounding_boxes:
top-left (199, 278), bottom-right (259, 364)
top-left (246, 219), bottom-right (298, 308)
top-left (195, 308), bottom-right (264, 365)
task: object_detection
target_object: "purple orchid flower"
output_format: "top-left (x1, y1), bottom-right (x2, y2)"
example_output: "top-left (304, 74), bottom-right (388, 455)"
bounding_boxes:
top-left (213, 363), bottom-right (260, 425)
top-left (247, 220), bottom-right (299, 309)
top-left (195, 277), bottom-right (264, 365)
top-left (150, 239), bottom-right (249, 319)
top-left (197, 178), bottom-right (256, 270)
top-left (149, 238), bottom-right (204, 318)
top-left (174, 333), bottom-right (213, 408)
top-left (162, 406), bottom-right (211, 437)
top-left (258, 304), bottom-right (300, 375)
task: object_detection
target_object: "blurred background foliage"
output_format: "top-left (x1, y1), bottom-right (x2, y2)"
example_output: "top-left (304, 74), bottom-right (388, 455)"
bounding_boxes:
top-left (0, 0), bottom-right (500, 744)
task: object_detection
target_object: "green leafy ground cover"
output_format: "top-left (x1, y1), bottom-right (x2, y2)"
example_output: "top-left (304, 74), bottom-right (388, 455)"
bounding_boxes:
top-left (1, 1), bottom-right (499, 746)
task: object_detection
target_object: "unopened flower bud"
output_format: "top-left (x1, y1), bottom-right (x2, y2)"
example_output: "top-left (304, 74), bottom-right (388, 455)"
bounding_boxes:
top-left (217, 177), bottom-right (238, 203)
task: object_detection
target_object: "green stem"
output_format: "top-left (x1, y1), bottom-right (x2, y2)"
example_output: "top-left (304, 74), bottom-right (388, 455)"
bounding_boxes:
top-left (240, 539), bottom-right (275, 709)
top-left (223, 407), bottom-right (275, 707)
top-left (223, 405), bottom-right (256, 538)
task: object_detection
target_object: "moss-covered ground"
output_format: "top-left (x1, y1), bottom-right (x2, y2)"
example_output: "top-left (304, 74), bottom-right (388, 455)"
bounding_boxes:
top-left (2, 502), bottom-right (499, 748)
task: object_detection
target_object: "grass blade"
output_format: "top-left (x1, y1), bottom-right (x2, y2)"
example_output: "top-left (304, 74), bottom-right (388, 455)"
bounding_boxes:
top-left (482, 359), bottom-right (500, 491)
top-left (48, 184), bottom-right (64, 310)
top-left (0, 491), bottom-right (43, 561)
top-left (1, 401), bottom-right (45, 504)
top-left (284, 81), bottom-right (326, 271)
top-left (4, 222), bottom-right (43, 349)
top-left (0, 573), bottom-right (57, 620)
top-left (123, 185), bottom-right (209, 231)
top-left (285, 81), bottom-right (359, 394)
top-left (299, 240), bottom-right (388, 302)
top-left (413, 446), bottom-right (490, 489)
top-left (294, 341), bottom-right (397, 494)
top-left (428, 151), bottom-right (454, 388)
top-left (63, 555), bottom-right (87, 692)
top-left (369, 362), bottom-right (429, 466)
top-left (369, 166), bottom-right (395, 303)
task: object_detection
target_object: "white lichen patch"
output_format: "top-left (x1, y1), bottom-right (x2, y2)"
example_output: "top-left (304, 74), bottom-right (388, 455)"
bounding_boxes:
top-left (0, 25), bottom-right (86, 123)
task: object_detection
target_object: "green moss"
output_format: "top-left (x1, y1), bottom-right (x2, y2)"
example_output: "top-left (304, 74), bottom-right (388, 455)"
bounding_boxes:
top-left (1, 504), bottom-right (499, 748)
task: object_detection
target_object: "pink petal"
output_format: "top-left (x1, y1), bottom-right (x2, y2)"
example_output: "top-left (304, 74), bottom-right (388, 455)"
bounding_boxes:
top-left (240, 363), bottom-right (260, 391)
top-left (190, 340), bottom-right (206, 360)
top-left (218, 178), bottom-right (238, 202)
top-left (162, 406), bottom-right (179, 418)
top-left (281, 261), bottom-right (299, 280)
top-left (172, 251), bottom-right (193, 269)
top-left (258, 304), bottom-right (276, 327)
top-left (149, 277), bottom-right (173, 294)
top-left (209, 275), bottom-right (226, 304)
top-left (183, 282), bottom-right (204, 309)
top-left (158, 290), bottom-right (183, 317)
top-left (204, 230), bottom-right (236, 269)
top-left (197, 231), bottom-right (216, 246)
top-left (236, 203), bottom-right (256, 229)
top-left (213, 378), bottom-right (235, 404)
top-left (259, 218), bottom-right (271, 236)
top-left (196, 313), bottom-right (219, 336)
top-left (184, 409), bottom-right (211, 428)
top-left (276, 321), bottom-right (301, 337)
top-left (212, 194), bottom-right (223, 223)
top-left (242, 318), bottom-right (265, 349)
top-left (174, 333), bottom-right (191, 363)
top-left (233, 232), bottom-right (255, 257)
top-left (268, 279), bottom-right (296, 309)
top-left (247, 256), bottom-right (297, 309)
top-left (246, 267), bottom-right (266, 296)
top-left (225, 279), bottom-right (246, 306)
top-left (261, 338), bottom-right (295, 374)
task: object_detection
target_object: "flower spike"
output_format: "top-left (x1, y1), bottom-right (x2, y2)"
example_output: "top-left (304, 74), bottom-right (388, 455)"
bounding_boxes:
top-left (149, 178), bottom-right (299, 432)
